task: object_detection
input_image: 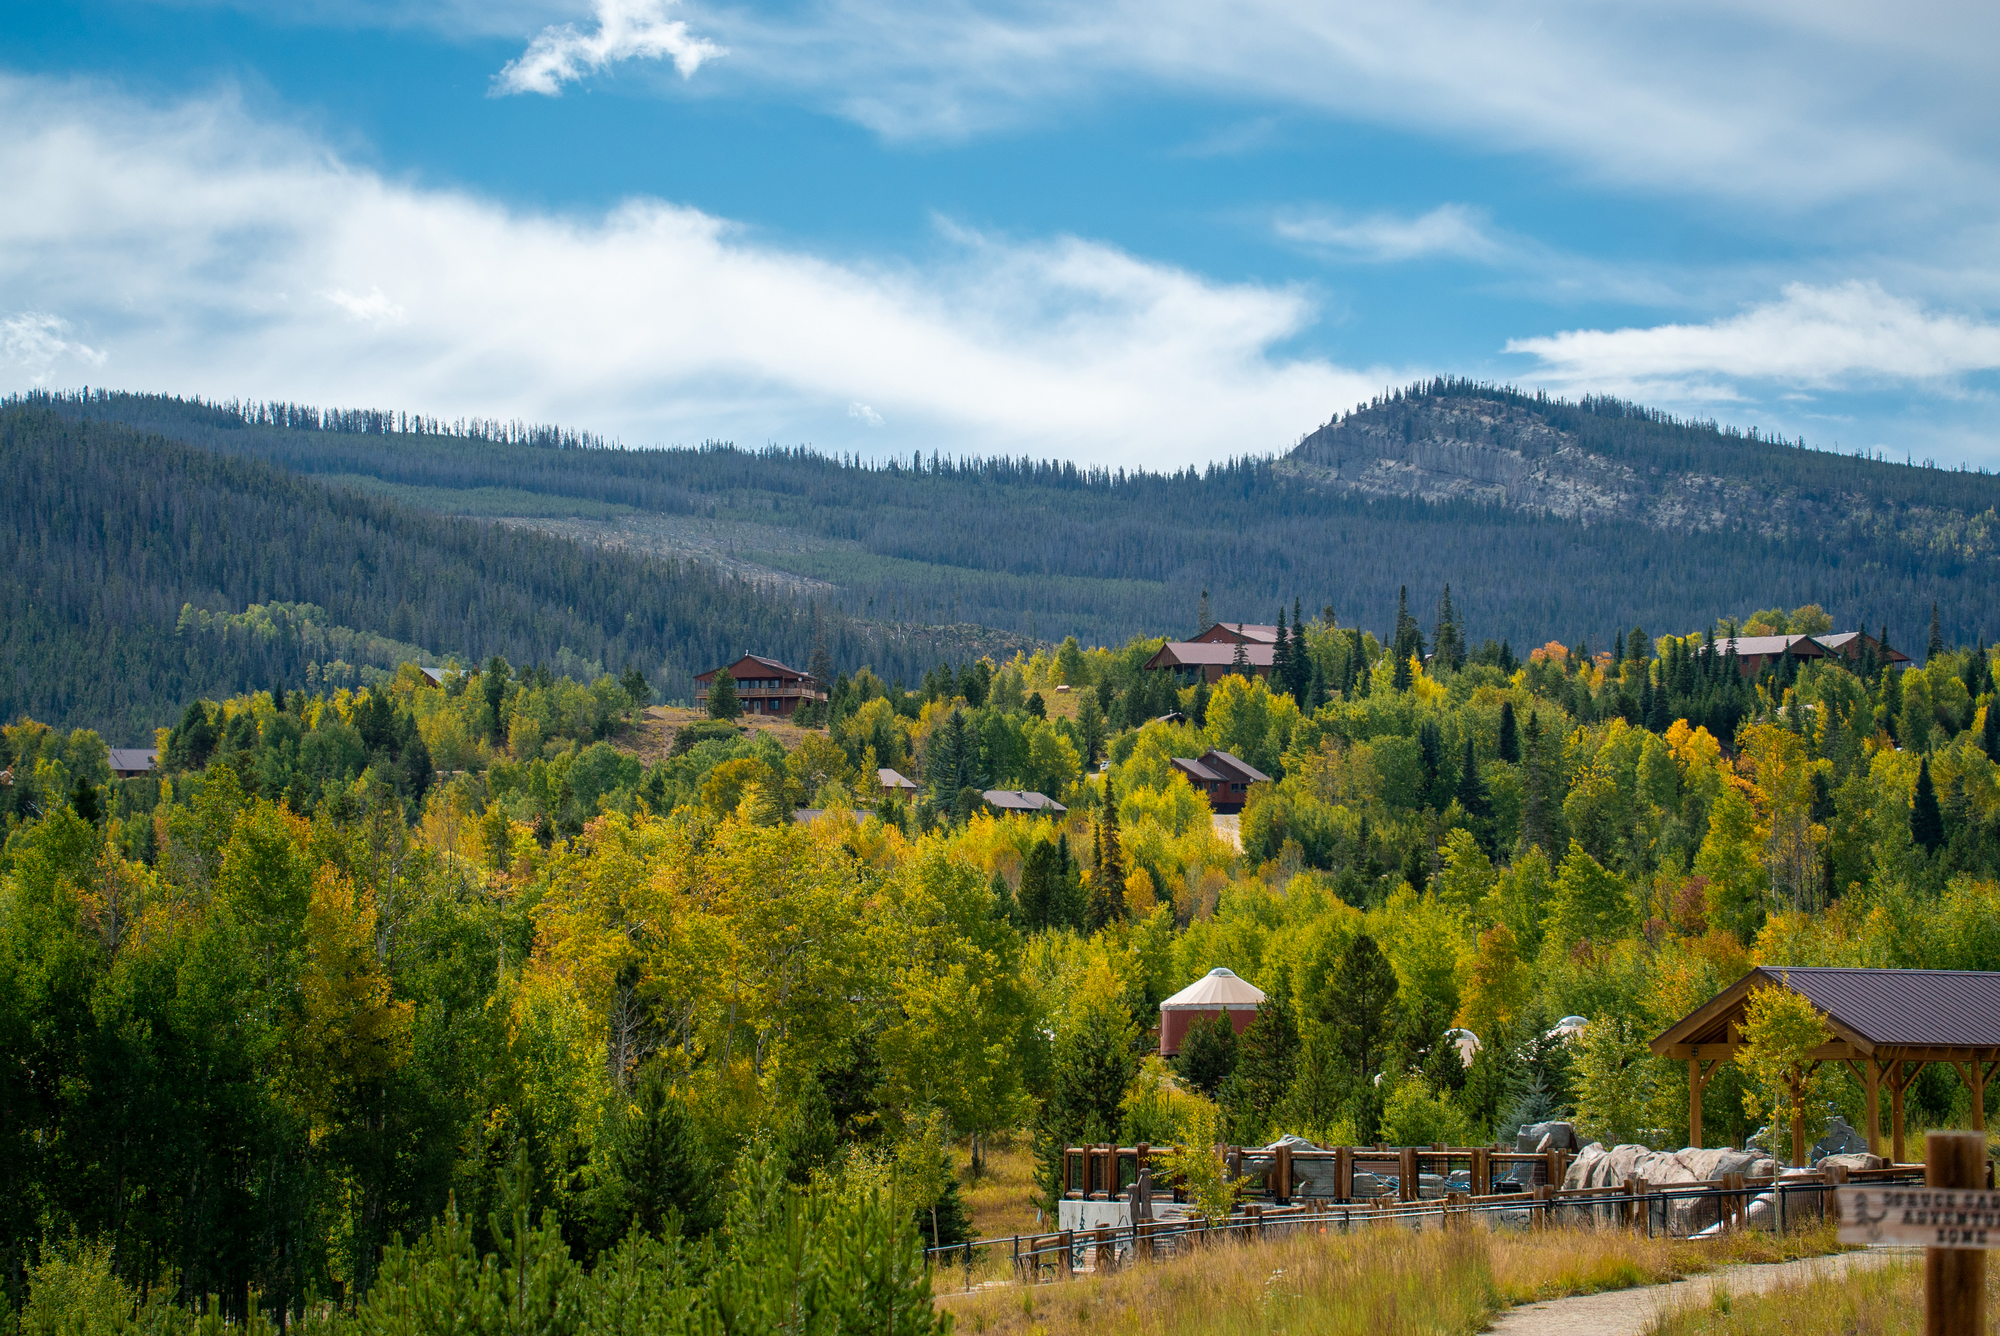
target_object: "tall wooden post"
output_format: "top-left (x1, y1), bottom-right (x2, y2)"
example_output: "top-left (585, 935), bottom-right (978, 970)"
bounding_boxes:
top-left (1864, 1061), bottom-right (1882, 1159)
top-left (1470, 1146), bottom-right (1490, 1197)
top-left (1892, 1068), bottom-right (1907, 1164)
top-left (1274, 1143), bottom-right (1293, 1205)
top-left (1334, 1146), bottom-right (1353, 1201)
top-left (1926, 1131), bottom-right (1985, 1336)
top-left (1687, 1058), bottom-right (1704, 1148)
top-left (1969, 1062), bottom-right (1987, 1134)
top-left (1398, 1146), bottom-right (1419, 1202)
top-left (1787, 1064), bottom-right (1808, 1168)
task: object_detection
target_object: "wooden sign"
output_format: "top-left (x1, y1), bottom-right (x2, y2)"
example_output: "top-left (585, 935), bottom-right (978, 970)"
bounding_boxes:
top-left (1836, 1186), bottom-right (2000, 1249)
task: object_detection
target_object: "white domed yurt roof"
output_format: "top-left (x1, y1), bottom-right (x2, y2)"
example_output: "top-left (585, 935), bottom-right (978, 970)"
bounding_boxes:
top-left (1159, 967), bottom-right (1266, 1011)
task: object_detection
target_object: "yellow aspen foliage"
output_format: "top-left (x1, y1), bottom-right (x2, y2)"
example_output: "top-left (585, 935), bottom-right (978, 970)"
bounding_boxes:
top-left (1736, 982), bottom-right (1835, 1166)
top-left (1456, 922), bottom-right (1529, 1039)
top-left (290, 866), bottom-right (413, 1138)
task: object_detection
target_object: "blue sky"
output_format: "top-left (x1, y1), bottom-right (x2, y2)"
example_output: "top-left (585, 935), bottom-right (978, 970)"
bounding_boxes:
top-left (4, 0), bottom-right (1998, 468)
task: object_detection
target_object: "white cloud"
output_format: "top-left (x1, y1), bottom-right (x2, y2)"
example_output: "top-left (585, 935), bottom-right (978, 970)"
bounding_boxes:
top-left (1507, 282), bottom-right (2000, 398)
top-left (1274, 205), bottom-right (1501, 264)
top-left (1, 311), bottom-right (107, 385)
top-left (495, 0), bottom-right (723, 95)
top-left (0, 77), bottom-right (1388, 467)
top-left (688, 0), bottom-right (1996, 212)
top-left (847, 402), bottom-right (884, 426)
top-left (322, 285), bottom-right (408, 326)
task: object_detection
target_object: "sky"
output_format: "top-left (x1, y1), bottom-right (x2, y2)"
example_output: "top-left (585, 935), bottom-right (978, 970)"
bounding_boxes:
top-left (3, 0), bottom-right (1999, 469)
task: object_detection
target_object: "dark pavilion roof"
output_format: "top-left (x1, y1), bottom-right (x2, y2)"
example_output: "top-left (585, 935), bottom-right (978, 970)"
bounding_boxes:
top-left (1652, 966), bottom-right (2000, 1059)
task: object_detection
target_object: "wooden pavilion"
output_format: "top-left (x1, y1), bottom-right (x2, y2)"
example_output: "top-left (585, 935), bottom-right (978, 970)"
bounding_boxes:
top-left (1651, 966), bottom-right (2000, 1165)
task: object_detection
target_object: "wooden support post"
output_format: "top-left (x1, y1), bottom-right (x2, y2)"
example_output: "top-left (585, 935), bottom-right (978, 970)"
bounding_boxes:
top-left (1059, 1231), bottom-right (1074, 1278)
top-left (1788, 1065), bottom-right (1807, 1169)
top-left (1688, 1057), bottom-right (1711, 1148)
top-left (1334, 1146), bottom-right (1353, 1201)
top-left (1094, 1224), bottom-right (1114, 1272)
top-left (1471, 1146), bottom-right (1490, 1197)
top-left (1248, 1203), bottom-right (1263, 1242)
top-left (1970, 1059), bottom-right (1988, 1134)
top-left (1865, 1060), bottom-right (1883, 1160)
top-left (1635, 1177), bottom-right (1651, 1238)
top-left (1892, 1061), bottom-right (1927, 1165)
top-left (1926, 1131), bottom-right (1986, 1336)
top-left (1399, 1146), bottom-right (1419, 1202)
top-left (1275, 1143), bottom-right (1293, 1204)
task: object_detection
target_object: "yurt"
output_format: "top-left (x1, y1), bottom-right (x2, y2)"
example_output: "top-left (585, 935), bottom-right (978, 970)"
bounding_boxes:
top-left (1158, 967), bottom-right (1266, 1056)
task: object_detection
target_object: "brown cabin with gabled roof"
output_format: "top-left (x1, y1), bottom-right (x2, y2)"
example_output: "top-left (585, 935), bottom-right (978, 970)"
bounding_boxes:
top-left (1171, 749), bottom-right (1270, 814)
top-left (694, 654), bottom-right (827, 717)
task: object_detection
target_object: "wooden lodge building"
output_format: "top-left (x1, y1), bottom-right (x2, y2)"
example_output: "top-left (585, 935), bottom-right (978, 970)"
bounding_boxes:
top-left (1143, 623), bottom-right (1278, 685)
top-left (1702, 631), bottom-right (1911, 679)
top-left (693, 654), bottom-right (827, 717)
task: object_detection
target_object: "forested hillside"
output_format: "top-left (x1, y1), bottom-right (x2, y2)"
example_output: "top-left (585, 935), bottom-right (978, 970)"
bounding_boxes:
top-left (30, 386), bottom-right (2000, 660)
top-left (6, 589), bottom-right (2000, 1329)
top-left (0, 406), bottom-right (1004, 741)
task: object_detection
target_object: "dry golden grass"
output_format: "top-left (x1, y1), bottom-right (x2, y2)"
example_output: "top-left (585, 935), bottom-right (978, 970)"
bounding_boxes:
top-left (935, 1220), bottom-right (1853, 1335)
top-left (1491, 1218), bottom-right (1847, 1304)
top-left (1644, 1253), bottom-right (2000, 1334)
top-left (959, 1134), bottom-right (1043, 1241)
top-left (632, 705), bottom-right (816, 764)
top-left (941, 1224), bottom-right (1493, 1336)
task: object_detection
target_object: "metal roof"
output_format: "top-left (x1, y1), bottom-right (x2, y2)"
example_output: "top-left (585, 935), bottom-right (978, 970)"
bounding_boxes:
top-left (1145, 642), bottom-right (1276, 668)
top-left (1652, 965), bottom-right (2000, 1057)
top-left (107, 748), bottom-right (157, 772)
top-left (1776, 967), bottom-right (2000, 1048)
top-left (983, 789), bottom-right (1066, 813)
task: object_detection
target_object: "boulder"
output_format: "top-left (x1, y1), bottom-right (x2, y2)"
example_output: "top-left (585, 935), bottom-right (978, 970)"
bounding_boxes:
top-left (1517, 1120), bottom-right (1578, 1153)
top-left (1811, 1116), bottom-right (1867, 1163)
top-left (1819, 1151), bottom-right (1885, 1173)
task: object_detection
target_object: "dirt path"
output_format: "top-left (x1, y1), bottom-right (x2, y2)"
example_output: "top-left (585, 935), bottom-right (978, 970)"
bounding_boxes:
top-left (1486, 1248), bottom-right (1915, 1335)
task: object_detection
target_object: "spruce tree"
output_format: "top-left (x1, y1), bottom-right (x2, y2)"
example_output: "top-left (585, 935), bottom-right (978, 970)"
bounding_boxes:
top-left (1232, 994), bottom-right (1300, 1136)
top-left (1983, 700), bottom-right (1999, 764)
top-left (1318, 934), bottom-right (1399, 1110)
top-left (1456, 736), bottom-right (1494, 853)
top-left (1272, 607), bottom-right (1293, 700)
top-left (1628, 627), bottom-right (1650, 666)
top-left (1498, 700), bottom-right (1520, 763)
top-left (1230, 628), bottom-right (1252, 679)
top-left (1911, 756), bottom-right (1945, 853)
top-left (1929, 602), bottom-right (1945, 659)
top-left (707, 667), bottom-right (741, 720)
top-left (1175, 1012), bottom-right (1238, 1096)
top-left (1289, 597), bottom-right (1312, 702)
top-left (1197, 589), bottom-right (1211, 635)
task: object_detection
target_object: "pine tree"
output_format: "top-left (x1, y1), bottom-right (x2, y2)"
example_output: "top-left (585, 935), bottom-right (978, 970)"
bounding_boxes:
top-left (1498, 700), bottom-right (1520, 763)
top-left (1318, 934), bottom-right (1399, 1099)
top-left (1628, 627), bottom-right (1650, 667)
top-left (1911, 756), bottom-right (1945, 853)
top-left (1983, 700), bottom-right (1999, 764)
top-left (1289, 597), bottom-right (1312, 702)
top-left (707, 667), bottom-right (741, 720)
top-left (1098, 778), bottom-right (1125, 900)
top-left (1231, 627), bottom-right (1252, 679)
top-left (1929, 602), bottom-right (1945, 659)
top-left (1232, 994), bottom-right (1300, 1135)
top-left (1197, 589), bottom-right (1211, 635)
top-left (1433, 584), bottom-right (1464, 671)
top-left (1456, 736), bottom-right (1494, 854)
top-left (1272, 607), bottom-right (1293, 701)
top-left (1175, 1012), bottom-right (1238, 1096)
